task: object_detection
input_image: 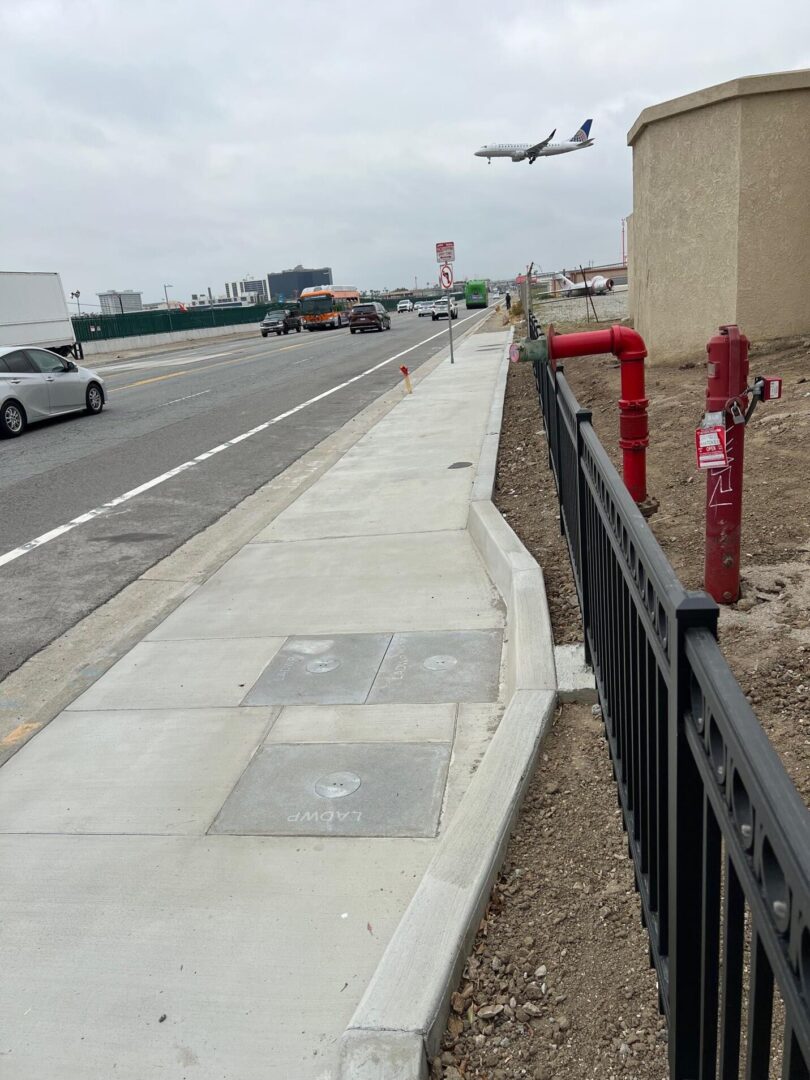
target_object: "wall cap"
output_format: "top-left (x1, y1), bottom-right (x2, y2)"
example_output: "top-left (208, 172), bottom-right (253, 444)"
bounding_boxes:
top-left (627, 68), bottom-right (810, 146)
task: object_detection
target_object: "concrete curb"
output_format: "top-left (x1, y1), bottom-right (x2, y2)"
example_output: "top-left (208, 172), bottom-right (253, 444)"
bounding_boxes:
top-left (338, 331), bottom-right (559, 1077)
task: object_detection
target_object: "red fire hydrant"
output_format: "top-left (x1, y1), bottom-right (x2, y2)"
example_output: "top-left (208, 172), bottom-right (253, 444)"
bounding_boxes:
top-left (698, 325), bottom-right (783, 603)
top-left (700, 326), bottom-right (749, 603)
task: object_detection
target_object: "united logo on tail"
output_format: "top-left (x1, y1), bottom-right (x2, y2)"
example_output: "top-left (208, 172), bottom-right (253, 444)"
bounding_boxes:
top-left (571, 119), bottom-right (593, 143)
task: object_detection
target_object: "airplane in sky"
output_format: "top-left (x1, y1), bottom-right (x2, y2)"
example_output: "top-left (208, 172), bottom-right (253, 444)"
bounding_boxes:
top-left (556, 271), bottom-right (614, 296)
top-left (475, 120), bottom-right (594, 164)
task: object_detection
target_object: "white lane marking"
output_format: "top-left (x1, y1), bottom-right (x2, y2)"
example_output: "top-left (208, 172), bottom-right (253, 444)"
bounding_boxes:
top-left (0, 310), bottom-right (489, 570)
top-left (159, 389), bottom-right (212, 407)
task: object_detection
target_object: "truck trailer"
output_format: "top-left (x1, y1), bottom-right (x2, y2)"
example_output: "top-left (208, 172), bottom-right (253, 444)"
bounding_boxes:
top-left (0, 271), bottom-right (82, 358)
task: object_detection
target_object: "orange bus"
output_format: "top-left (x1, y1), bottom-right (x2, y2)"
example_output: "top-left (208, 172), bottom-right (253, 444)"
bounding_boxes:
top-left (299, 286), bottom-right (360, 330)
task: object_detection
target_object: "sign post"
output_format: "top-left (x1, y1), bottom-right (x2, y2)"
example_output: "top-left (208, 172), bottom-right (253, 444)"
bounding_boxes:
top-left (436, 242), bottom-right (456, 365)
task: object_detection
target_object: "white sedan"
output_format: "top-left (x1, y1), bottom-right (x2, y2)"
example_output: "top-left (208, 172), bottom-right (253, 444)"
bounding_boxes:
top-left (415, 302), bottom-right (433, 317)
top-left (0, 346), bottom-right (106, 438)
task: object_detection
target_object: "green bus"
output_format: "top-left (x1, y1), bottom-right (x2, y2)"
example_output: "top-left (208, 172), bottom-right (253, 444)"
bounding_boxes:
top-left (464, 280), bottom-right (488, 309)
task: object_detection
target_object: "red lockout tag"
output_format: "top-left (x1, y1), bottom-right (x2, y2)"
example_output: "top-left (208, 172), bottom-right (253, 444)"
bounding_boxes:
top-left (695, 425), bottom-right (729, 470)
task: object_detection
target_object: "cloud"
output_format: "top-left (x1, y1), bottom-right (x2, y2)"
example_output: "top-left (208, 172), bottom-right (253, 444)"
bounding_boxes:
top-left (1, 0), bottom-right (808, 303)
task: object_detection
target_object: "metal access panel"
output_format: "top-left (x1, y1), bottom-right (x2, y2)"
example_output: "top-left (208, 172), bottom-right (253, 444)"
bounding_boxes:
top-left (210, 742), bottom-right (450, 837)
top-left (367, 630), bottom-right (502, 704)
top-left (242, 634), bottom-right (392, 706)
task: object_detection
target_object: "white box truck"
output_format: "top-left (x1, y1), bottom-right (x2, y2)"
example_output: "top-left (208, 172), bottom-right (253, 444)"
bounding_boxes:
top-left (0, 271), bottom-right (82, 359)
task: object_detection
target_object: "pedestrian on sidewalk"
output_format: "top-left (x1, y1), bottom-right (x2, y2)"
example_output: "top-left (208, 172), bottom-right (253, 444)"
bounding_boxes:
top-left (505, 291), bottom-right (512, 312)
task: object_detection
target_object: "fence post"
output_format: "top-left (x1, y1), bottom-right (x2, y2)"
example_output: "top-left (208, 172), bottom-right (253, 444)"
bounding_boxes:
top-left (575, 406), bottom-right (593, 664)
top-left (668, 595), bottom-right (718, 1078)
top-left (553, 363), bottom-right (565, 535)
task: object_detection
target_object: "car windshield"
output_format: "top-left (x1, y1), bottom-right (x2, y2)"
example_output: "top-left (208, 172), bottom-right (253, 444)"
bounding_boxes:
top-left (265, 312), bottom-right (284, 320)
top-left (352, 305), bottom-right (376, 313)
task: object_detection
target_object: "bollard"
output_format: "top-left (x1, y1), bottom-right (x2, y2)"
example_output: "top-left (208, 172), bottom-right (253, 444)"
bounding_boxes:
top-left (399, 364), bottom-right (412, 394)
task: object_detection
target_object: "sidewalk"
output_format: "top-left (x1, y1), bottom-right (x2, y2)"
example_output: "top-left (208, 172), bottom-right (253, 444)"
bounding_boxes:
top-left (0, 328), bottom-right (545, 1079)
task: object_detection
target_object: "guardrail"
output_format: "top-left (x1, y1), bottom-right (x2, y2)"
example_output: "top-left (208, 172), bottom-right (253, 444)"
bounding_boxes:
top-left (529, 313), bottom-right (810, 1078)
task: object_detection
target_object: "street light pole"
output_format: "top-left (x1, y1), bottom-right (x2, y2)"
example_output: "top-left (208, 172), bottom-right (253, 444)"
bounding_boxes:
top-left (163, 284), bottom-right (173, 331)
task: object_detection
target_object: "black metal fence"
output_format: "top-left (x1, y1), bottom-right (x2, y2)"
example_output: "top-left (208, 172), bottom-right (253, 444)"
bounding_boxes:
top-left (530, 323), bottom-right (810, 1078)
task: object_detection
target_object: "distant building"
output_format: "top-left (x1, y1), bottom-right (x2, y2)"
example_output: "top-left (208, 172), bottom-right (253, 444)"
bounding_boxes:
top-left (267, 265), bottom-right (332, 301)
top-left (190, 290), bottom-right (244, 309)
top-left (224, 276), bottom-right (269, 305)
top-left (98, 289), bottom-right (143, 315)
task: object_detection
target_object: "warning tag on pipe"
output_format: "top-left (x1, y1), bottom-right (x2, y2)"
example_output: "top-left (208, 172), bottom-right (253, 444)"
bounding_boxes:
top-left (695, 425), bottom-right (729, 470)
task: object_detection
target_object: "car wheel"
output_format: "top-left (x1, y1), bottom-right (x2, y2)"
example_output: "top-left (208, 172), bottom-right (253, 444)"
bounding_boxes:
top-left (283, 328), bottom-right (289, 335)
top-left (261, 331), bottom-right (268, 337)
top-left (0, 400), bottom-right (26, 438)
top-left (85, 383), bottom-right (104, 415)
top-left (296, 325), bottom-right (301, 333)
top-left (350, 328), bottom-right (356, 334)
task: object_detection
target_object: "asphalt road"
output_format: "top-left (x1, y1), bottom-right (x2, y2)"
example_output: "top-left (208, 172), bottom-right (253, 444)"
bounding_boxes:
top-left (0, 309), bottom-right (491, 681)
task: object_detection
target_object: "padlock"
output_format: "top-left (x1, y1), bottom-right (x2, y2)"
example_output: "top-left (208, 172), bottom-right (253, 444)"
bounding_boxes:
top-left (729, 399), bottom-right (746, 425)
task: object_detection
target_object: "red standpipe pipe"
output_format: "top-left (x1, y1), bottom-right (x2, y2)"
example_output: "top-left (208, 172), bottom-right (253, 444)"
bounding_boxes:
top-left (547, 325), bottom-right (650, 506)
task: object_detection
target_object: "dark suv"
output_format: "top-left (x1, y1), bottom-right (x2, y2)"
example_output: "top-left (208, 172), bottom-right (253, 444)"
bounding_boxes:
top-left (260, 309), bottom-right (302, 337)
top-left (348, 302), bottom-right (391, 334)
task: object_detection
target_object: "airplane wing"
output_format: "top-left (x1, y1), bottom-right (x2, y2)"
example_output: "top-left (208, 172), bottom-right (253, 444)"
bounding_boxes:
top-left (526, 129), bottom-right (556, 160)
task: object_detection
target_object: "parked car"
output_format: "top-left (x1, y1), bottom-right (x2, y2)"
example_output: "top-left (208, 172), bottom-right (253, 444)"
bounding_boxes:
top-left (260, 309), bottom-right (302, 336)
top-left (415, 302), bottom-right (432, 317)
top-left (0, 346), bottom-right (105, 438)
top-left (348, 302), bottom-right (391, 333)
top-left (396, 299), bottom-right (413, 313)
top-left (431, 298), bottom-right (458, 321)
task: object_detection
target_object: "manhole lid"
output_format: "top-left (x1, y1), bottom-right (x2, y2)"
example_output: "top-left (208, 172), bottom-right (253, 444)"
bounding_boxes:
top-left (314, 771), bottom-right (362, 799)
top-left (306, 657), bottom-right (340, 674)
top-left (423, 654), bottom-right (458, 671)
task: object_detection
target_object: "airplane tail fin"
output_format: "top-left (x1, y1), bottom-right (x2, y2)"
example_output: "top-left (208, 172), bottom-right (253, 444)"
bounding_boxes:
top-left (570, 119), bottom-right (593, 143)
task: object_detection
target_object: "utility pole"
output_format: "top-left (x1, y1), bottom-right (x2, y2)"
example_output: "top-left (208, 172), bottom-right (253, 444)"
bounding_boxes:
top-left (163, 284), bottom-right (173, 331)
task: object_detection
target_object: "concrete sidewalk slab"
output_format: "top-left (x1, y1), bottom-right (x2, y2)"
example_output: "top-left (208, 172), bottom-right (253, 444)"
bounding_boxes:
top-left (0, 708), bottom-right (275, 834)
top-left (266, 703), bottom-right (457, 744)
top-left (68, 637), bottom-right (286, 711)
top-left (366, 629), bottom-right (502, 705)
top-left (146, 531), bottom-right (503, 641)
top-left (243, 633), bottom-right (393, 706)
top-left (0, 834), bottom-right (433, 1080)
top-left (211, 741), bottom-right (451, 837)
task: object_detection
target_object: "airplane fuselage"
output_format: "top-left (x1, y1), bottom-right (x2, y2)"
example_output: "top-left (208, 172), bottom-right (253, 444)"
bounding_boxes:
top-left (475, 121), bottom-right (594, 163)
top-left (476, 142), bottom-right (585, 159)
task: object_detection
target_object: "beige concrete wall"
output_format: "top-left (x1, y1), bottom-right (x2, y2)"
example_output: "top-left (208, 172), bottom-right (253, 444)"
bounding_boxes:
top-left (626, 213), bottom-right (635, 320)
top-left (628, 70), bottom-right (810, 362)
top-left (736, 88), bottom-right (810, 339)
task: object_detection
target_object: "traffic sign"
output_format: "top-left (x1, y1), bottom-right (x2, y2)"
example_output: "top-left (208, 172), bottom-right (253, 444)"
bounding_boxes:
top-left (439, 263), bottom-right (453, 290)
top-left (436, 241), bottom-right (455, 264)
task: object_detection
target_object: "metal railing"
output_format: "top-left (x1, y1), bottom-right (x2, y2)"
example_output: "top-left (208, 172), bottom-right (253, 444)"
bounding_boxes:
top-left (530, 329), bottom-right (810, 1078)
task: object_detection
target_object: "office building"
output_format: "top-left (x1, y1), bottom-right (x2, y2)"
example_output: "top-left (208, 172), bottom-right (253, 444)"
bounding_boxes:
top-left (224, 276), bottom-right (269, 305)
top-left (98, 289), bottom-right (143, 315)
top-left (267, 265), bottom-right (332, 301)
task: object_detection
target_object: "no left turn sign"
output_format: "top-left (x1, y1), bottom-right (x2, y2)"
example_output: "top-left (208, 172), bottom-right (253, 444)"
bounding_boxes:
top-left (439, 263), bottom-right (453, 289)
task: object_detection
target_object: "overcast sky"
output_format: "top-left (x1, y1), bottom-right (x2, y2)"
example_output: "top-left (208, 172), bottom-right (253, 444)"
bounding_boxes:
top-left (1, 0), bottom-right (808, 306)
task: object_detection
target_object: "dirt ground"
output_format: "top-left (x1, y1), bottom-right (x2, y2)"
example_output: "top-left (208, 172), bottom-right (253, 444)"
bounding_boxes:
top-left (433, 313), bottom-right (808, 1079)
top-left (555, 326), bottom-right (810, 805)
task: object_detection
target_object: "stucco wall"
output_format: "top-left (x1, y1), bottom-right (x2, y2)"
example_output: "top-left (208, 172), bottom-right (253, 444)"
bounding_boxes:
top-left (628, 70), bottom-right (810, 362)
top-left (736, 88), bottom-right (810, 339)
